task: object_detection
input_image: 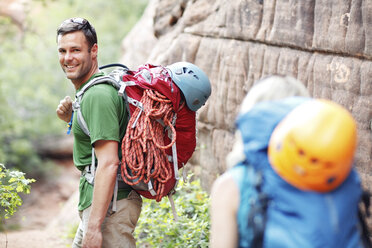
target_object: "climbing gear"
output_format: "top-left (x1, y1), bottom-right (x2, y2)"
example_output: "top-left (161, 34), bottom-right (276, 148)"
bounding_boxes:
top-left (268, 99), bottom-right (357, 192)
top-left (233, 97), bottom-right (367, 248)
top-left (118, 64), bottom-right (198, 203)
top-left (166, 62), bottom-right (212, 111)
top-left (121, 88), bottom-right (179, 201)
top-left (72, 63), bottom-right (203, 211)
top-left (66, 111), bottom-right (74, 135)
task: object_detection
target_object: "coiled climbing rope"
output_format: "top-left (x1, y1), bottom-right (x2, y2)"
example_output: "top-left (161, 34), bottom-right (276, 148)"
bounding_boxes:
top-left (121, 89), bottom-right (178, 201)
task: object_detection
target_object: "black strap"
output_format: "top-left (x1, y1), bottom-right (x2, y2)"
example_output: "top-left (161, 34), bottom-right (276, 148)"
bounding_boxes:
top-left (359, 190), bottom-right (372, 248)
top-left (247, 170), bottom-right (270, 248)
top-left (99, 63), bottom-right (129, 70)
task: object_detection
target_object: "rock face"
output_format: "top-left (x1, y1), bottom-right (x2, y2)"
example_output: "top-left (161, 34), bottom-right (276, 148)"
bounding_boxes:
top-left (0, 0), bottom-right (28, 32)
top-left (121, 0), bottom-right (372, 191)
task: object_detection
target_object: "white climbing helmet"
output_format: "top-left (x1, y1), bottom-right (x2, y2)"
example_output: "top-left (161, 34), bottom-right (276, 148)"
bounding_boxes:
top-left (166, 62), bottom-right (212, 111)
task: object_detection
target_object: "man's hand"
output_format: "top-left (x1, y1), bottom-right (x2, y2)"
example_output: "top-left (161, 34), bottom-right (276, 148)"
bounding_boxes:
top-left (56, 96), bottom-right (73, 122)
top-left (82, 226), bottom-right (103, 248)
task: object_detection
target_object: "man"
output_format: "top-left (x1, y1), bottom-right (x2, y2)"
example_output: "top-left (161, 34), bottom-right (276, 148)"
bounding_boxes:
top-left (56, 18), bottom-right (142, 248)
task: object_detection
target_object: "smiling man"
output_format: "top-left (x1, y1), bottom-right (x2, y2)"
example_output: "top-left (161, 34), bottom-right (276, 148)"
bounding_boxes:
top-left (56, 18), bottom-right (142, 248)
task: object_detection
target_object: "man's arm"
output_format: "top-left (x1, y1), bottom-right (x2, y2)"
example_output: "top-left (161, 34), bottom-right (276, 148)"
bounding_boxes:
top-left (82, 140), bottom-right (119, 248)
top-left (210, 173), bottom-right (240, 248)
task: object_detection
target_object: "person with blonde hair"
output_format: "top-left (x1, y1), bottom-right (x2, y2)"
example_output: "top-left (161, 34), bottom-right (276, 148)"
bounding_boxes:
top-left (210, 75), bottom-right (368, 247)
top-left (211, 75), bottom-right (310, 247)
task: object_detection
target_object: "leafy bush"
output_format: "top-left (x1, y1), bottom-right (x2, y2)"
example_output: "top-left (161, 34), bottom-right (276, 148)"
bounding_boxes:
top-left (0, 163), bottom-right (35, 221)
top-left (135, 177), bottom-right (210, 248)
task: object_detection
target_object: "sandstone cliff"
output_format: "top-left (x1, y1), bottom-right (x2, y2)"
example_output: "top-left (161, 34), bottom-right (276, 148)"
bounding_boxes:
top-left (120, 0), bottom-right (372, 191)
top-left (0, 0), bottom-right (28, 32)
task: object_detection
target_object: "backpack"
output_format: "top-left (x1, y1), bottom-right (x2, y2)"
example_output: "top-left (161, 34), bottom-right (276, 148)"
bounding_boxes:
top-left (72, 63), bottom-right (196, 204)
top-left (232, 97), bottom-right (372, 248)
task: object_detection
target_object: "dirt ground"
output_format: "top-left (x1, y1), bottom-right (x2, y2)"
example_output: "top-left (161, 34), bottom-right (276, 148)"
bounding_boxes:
top-left (0, 161), bottom-right (80, 248)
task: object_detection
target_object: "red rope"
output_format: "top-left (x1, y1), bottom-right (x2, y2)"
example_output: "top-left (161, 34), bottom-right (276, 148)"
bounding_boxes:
top-left (121, 89), bottom-right (178, 201)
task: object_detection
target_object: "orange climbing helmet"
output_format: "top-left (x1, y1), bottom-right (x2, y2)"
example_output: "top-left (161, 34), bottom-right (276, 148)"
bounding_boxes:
top-left (268, 99), bottom-right (357, 193)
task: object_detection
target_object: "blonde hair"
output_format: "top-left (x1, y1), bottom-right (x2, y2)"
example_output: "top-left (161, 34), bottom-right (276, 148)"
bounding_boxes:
top-left (239, 76), bottom-right (310, 115)
top-left (226, 75), bottom-right (310, 168)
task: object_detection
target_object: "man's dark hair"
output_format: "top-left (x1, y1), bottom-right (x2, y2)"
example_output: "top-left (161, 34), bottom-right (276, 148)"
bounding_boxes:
top-left (57, 18), bottom-right (97, 50)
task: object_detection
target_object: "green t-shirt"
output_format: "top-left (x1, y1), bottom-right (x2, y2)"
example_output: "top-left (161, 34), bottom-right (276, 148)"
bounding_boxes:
top-left (72, 72), bottom-right (131, 211)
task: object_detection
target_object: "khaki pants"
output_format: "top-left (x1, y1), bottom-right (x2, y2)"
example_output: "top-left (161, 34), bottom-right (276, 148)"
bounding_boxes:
top-left (72, 190), bottom-right (142, 248)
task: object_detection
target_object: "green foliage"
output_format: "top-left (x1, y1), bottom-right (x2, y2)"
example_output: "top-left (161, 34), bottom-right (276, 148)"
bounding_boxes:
top-left (65, 222), bottom-right (79, 241)
top-left (136, 178), bottom-right (210, 248)
top-left (0, 0), bottom-right (148, 175)
top-left (0, 163), bottom-right (35, 221)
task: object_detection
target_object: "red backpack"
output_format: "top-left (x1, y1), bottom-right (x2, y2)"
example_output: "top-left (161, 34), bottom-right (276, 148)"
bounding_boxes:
top-left (73, 63), bottom-right (196, 202)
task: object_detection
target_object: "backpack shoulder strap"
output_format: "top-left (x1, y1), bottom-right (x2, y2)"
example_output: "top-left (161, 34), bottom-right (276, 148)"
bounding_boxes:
top-left (247, 169), bottom-right (270, 248)
top-left (358, 190), bottom-right (372, 248)
top-left (73, 75), bottom-right (122, 136)
top-left (76, 75), bottom-right (120, 99)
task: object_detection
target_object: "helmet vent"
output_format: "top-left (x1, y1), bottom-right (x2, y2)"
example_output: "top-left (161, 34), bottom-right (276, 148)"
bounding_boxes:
top-left (310, 158), bottom-right (319, 164)
top-left (327, 176), bottom-right (336, 184)
top-left (192, 99), bottom-right (200, 106)
top-left (185, 68), bottom-right (199, 80)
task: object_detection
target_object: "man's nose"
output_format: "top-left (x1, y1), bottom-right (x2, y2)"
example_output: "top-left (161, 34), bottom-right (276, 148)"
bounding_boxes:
top-left (64, 51), bottom-right (73, 62)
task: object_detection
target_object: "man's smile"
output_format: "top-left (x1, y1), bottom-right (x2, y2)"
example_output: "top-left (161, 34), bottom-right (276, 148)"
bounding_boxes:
top-left (65, 64), bottom-right (79, 71)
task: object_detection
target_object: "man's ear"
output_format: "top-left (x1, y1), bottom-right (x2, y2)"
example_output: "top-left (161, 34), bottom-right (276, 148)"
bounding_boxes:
top-left (91, 43), bottom-right (98, 59)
